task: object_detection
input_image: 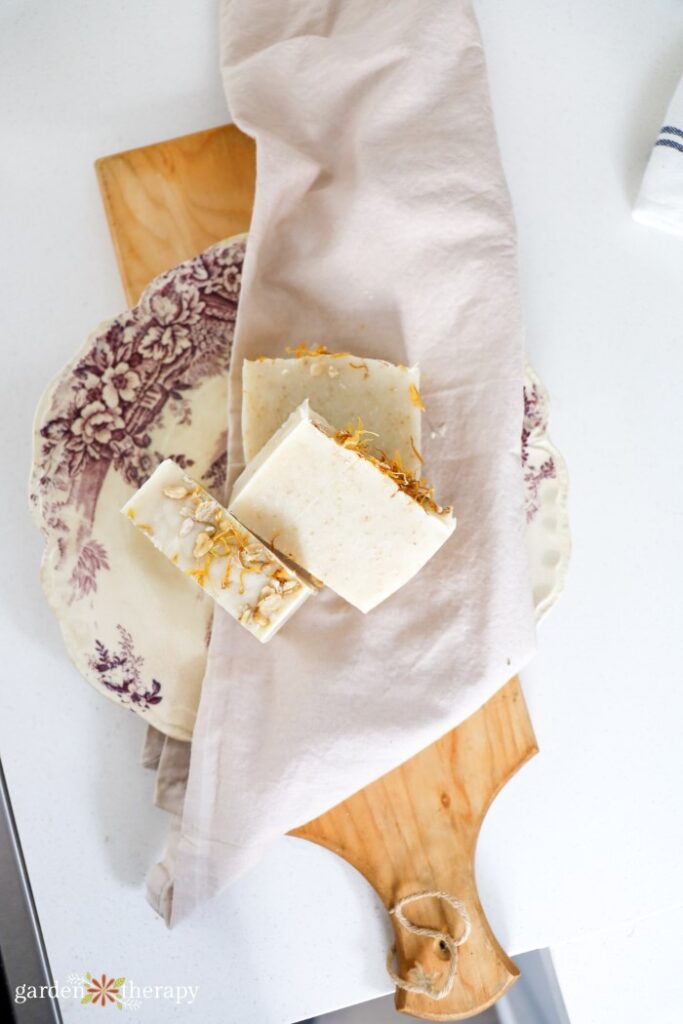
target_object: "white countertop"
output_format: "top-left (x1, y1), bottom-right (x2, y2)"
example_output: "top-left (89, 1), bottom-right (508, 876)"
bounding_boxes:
top-left (1, 1), bottom-right (682, 1021)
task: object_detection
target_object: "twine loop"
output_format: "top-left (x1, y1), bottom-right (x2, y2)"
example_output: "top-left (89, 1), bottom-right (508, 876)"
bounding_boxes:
top-left (386, 890), bottom-right (471, 1001)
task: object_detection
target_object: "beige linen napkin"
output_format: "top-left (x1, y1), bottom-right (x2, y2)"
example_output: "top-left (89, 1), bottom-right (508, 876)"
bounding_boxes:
top-left (154, 0), bottom-right (536, 924)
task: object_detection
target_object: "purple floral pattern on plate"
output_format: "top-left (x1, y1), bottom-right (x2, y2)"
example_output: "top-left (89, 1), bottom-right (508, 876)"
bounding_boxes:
top-left (30, 237), bottom-right (245, 736)
top-left (522, 362), bottom-right (570, 621)
top-left (90, 626), bottom-right (162, 710)
top-left (522, 377), bottom-right (557, 524)
top-left (69, 539), bottom-right (110, 601)
top-left (37, 241), bottom-right (243, 499)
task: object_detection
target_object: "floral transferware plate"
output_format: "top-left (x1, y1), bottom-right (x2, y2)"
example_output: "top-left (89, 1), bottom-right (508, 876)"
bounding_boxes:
top-left (30, 234), bottom-right (569, 741)
top-left (522, 361), bottom-right (571, 621)
top-left (30, 238), bottom-right (245, 740)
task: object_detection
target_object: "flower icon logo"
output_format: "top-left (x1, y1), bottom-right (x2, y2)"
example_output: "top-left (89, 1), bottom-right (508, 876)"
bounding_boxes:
top-left (81, 973), bottom-right (125, 1008)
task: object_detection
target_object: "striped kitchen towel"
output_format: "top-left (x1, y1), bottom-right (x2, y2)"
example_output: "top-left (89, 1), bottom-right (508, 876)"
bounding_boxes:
top-left (634, 74), bottom-right (683, 234)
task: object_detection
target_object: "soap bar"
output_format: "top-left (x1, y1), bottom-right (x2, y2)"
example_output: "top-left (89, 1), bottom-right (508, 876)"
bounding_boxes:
top-left (242, 348), bottom-right (423, 473)
top-left (229, 402), bottom-right (455, 613)
top-left (122, 460), bottom-right (314, 643)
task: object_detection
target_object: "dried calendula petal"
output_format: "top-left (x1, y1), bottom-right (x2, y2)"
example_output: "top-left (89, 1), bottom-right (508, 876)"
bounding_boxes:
top-left (409, 383), bottom-right (426, 411)
top-left (287, 343), bottom-right (339, 358)
top-left (348, 361), bottom-right (369, 379)
top-left (193, 532), bottom-right (214, 559)
top-left (332, 417), bottom-right (444, 515)
top-left (163, 485), bottom-right (189, 500)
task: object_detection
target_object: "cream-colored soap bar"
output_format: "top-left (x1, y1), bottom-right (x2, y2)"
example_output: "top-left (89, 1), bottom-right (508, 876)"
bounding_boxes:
top-left (122, 460), bottom-right (314, 643)
top-left (230, 402), bottom-right (455, 613)
top-left (242, 348), bottom-right (423, 473)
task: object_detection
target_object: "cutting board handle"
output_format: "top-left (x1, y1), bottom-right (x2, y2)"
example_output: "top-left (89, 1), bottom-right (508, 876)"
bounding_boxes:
top-left (293, 677), bottom-right (538, 1020)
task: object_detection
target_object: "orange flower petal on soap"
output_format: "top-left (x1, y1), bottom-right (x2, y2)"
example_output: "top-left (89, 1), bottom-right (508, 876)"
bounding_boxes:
top-left (285, 342), bottom-right (350, 359)
top-left (323, 420), bottom-right (449, 517)
top-left (409, 384), bottom-right (426, 411)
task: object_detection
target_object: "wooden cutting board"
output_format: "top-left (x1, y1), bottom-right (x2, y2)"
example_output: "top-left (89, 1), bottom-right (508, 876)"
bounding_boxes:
top-left (96, 125), bottom-right (538, 1021)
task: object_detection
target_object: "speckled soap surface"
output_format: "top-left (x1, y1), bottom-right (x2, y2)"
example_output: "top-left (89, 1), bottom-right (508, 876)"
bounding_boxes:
top-left (230, 402), bottom-right (455, 613)
top-left (242, 350), bottom-right (422, 473)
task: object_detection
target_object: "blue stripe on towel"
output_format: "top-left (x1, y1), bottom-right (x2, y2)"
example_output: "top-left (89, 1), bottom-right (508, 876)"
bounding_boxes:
top-left (655, 138), bottom-right (683, 153)
top-left (661, 125), bottom-right (683, 139)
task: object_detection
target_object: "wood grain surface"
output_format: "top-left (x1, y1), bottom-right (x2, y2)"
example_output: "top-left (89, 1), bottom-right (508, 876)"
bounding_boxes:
top-left (96, 124), bottom-right (255, 305)
top-left (293, 677), bottom-right (537, 1020)
top-left (97, 124), bottom-right (538, 1020)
